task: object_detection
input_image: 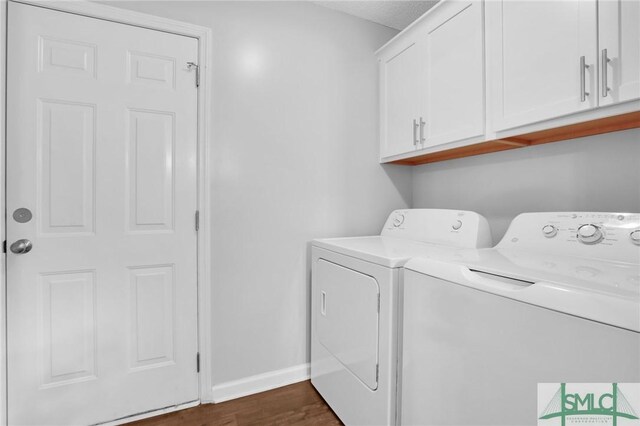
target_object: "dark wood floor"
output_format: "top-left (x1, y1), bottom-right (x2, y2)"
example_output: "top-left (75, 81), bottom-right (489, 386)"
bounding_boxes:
top-left (127, 381), bottom-right (343, 426)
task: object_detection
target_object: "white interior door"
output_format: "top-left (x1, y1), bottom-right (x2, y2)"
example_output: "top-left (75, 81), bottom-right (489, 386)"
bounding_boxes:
top-left (7, 3), bottom-right (199, 425)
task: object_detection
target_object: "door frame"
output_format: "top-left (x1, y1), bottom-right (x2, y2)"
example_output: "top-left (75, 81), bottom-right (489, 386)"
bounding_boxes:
top-left (0, 0), bottom-right (214, 423)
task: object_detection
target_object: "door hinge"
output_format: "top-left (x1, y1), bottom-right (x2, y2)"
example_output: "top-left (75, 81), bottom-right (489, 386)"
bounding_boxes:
top-left (196, 352), bottom-right (200, 373)
top-left (195, 210), bottom-right (200, 232)
top-left (187, 62), bottom-right (200, 88)
top-left (2, 240), bottom-right (5, 254)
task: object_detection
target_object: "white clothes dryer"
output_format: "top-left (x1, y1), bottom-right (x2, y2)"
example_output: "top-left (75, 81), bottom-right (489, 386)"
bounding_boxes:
top-left (310, 209), bottom-right (492, 425)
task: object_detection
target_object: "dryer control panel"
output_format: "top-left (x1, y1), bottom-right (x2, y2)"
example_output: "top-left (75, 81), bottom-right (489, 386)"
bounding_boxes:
top-left (497, 212), bottom-right (640, 264)
top-left (381, 209), bottom-right (493, 249)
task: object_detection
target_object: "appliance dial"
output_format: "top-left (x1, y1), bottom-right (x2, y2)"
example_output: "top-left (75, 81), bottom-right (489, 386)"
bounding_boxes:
top-left (577, 224), bottom-right (604, 245)
top-left (393, 213), bottom-right (405, 227)
top-left (630, 229), bottom-right (640, 246)
top-left (542, 225), bottom-right (558, 238)
top-left (452, 220), bottom-right (462, 230)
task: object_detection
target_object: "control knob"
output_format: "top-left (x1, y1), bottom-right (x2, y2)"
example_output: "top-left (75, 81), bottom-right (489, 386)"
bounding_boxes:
top-left (452, 220), bottom-right (462, 231)
top-left (577, 224), bottom-right (604, 245)
top-left (542, 225), bottom-right (558, 238)
top-left (630, 229), bottom-right (640, 246)
top-left (392, 213), bottom-right (405, 227)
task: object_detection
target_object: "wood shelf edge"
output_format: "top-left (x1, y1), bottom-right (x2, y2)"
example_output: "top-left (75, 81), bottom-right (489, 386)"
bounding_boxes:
top-left (389, 110), bottom-right (640, 166)
top-left (495, 137), bottom-right (530, 147)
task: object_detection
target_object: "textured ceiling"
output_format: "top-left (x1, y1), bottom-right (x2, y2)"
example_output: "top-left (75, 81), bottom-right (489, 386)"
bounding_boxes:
top-left (313, 1), bottom-right (440, 30)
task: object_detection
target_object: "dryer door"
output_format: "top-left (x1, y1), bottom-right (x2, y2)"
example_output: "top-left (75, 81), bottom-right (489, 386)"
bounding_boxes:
top-left (315, 259), bottom-right (380, 390)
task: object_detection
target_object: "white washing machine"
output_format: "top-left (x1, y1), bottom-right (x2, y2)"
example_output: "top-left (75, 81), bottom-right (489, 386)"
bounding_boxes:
top-left (400, 212), bottom-right (640, 425)
top-left (310, 209), bottom-right (492, 426)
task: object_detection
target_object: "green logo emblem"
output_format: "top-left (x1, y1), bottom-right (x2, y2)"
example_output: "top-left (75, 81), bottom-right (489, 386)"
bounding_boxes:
top-left (539, 383), bottom-right (639, 425)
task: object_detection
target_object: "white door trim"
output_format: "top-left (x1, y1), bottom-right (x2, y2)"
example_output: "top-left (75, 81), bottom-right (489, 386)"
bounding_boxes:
top-left (0, 1), bottom-right (214, 424)
top-left (0, 1), bottom-right (8, 424)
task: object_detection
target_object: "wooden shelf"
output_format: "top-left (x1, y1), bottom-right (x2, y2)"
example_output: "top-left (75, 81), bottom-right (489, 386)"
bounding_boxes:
top-left (391, 111), bottom-right (640, 166)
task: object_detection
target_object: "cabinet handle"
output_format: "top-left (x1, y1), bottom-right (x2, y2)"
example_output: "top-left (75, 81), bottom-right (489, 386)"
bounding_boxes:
top-left (413, 119), bottom-right (419, 145)
top-left (419, 117), bottom-right (426, 144)
top-left (601, 49), bottom-right (610, 98)
top-left (580, 56), bottom-right (589, 102)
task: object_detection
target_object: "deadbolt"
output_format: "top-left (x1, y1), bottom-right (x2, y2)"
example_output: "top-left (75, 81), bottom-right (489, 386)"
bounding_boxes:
top-left (13, 208), bottom-right (32, 223)
top-left (10, 239), bottom-right (32, 254)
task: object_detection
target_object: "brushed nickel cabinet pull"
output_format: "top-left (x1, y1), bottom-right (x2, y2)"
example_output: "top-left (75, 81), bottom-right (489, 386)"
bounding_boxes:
top-left (601, 49), bottom-right (611, 98)
top-left (580, 56), bottom-right (590, 102)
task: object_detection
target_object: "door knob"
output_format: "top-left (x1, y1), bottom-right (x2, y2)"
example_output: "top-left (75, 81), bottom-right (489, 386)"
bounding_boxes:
top-left (10, 239), bottom-right (32, 254)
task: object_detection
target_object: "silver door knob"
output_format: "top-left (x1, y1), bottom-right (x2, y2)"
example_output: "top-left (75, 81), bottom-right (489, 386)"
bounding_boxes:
top-left (10, 239), bottom-right (32, 254)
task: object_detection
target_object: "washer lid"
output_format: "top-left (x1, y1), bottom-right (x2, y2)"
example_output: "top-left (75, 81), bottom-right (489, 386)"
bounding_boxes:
top-left (405, 251), bottom-right (640, 332)
top-left (312, 236), bottom-right (466, 268)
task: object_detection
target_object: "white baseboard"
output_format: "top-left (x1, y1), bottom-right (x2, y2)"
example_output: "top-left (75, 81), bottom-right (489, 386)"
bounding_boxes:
top-left (211, 363), bottom-right (310, 403)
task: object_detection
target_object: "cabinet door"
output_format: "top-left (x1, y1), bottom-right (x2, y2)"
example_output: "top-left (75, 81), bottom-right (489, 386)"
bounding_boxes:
top-left (598, 0), bottom-right (640, 106)
top-left (487, 0), bottom-right (598, 131)
top-left (422, 0), bottom-right (484, 148)
top-left (380, 41), bottom-right (423, 158)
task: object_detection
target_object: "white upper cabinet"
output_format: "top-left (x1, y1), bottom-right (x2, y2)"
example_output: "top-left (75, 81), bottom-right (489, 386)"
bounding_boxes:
top-left (421, 0), bottom-right (484, 148)
top-left (487, 1), bottom-right (598, 132)
top-left (379, 40), bottom-right (425, 158)
top-left (378, 0), bottom-right (484, 159)
top-left (377, 0), bottom-right (639, 164)
top-left (598, 0), bottom-right (640, 106)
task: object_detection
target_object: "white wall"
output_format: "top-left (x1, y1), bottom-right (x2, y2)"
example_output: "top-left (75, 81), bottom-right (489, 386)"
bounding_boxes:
top-left (105, 1), bottom-right (410, 389)
top-left (412, 129), bottom-right (640, 243)
top-left (103, 0), bottom-right (640, 401)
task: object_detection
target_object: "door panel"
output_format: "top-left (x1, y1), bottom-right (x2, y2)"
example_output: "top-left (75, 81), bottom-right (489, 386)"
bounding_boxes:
top-left (39, 36), bottom-right (97, 78)
top-left (127, 109), bottom-right (175, 231)
top-left (423, 0), bottom-right (484, 147)
top-left (7, 3), bottom-right (199, 425)
top-left (488, 0), bottom-right (597, 131)
top-left (41, 271), bottom-right (97, 386)
top-left (598, 0), bottom-right (640, 106)
top-left (129, 265), bottom-right (175, 370)
top-left (127, 51), bottom-right (176, 89)
top-left (39, 99), bottom-right (96, 234)
top-left (380, 42), bottom-right (423, 157)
